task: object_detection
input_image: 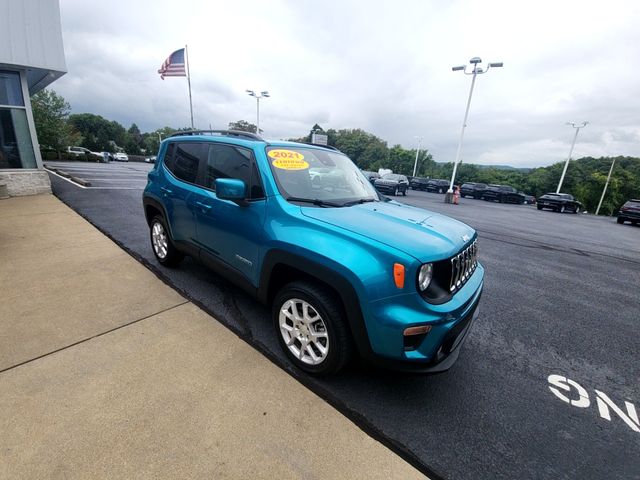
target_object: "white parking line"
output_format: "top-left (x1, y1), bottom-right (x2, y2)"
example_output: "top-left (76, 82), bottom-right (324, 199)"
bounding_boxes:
top-left (45, 168), bottom-right (148, 190)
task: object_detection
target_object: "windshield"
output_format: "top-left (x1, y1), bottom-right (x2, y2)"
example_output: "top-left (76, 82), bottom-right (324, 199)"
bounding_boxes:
top-left (266, 146), bottom-right (379, 206)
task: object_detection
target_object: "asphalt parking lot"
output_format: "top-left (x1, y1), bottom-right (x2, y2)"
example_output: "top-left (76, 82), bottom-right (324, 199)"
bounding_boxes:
top-left (45, 160), bottom-right (152, 189)
top-left (47, 163), bottom-right (640, 480)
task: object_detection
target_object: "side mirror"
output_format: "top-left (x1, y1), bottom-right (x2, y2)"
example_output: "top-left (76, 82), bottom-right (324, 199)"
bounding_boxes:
top-left (215, 178), bottom-right (247, 205)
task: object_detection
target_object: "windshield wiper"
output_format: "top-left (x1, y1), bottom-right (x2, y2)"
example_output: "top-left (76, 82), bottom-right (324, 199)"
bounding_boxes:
top-left (342, 198), bottom-right (378, 207)
top-left (286, 197), bottom-right (342, 208)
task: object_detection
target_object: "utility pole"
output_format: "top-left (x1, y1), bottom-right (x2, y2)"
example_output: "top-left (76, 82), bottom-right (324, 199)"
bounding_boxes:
top-left (595, 158), bottom-right (616, 216)
top-left (412, 136), bottom-right (423, 177)
top-left (556, 121), bottom-right (588, 193)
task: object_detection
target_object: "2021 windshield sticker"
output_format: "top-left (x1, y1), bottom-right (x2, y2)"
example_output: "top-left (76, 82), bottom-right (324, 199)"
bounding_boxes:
top-left (268, 149), bottom-right (310, 170)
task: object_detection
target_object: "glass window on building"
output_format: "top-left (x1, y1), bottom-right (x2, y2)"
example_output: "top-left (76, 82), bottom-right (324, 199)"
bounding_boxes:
top-left (0, 70), bottom-right (36, 169)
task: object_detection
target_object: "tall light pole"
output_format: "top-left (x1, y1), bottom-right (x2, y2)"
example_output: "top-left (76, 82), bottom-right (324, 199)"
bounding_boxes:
top-left (246, 90), bottom-right (270, 134)
top-left (595, 157), bottom-right (616, 216)
top-left (412, 136), bottom-right (423, 177)
top-left (448, 57), bottom-right (503, 196)
top-left (556, 121), bottom-right (588, 193)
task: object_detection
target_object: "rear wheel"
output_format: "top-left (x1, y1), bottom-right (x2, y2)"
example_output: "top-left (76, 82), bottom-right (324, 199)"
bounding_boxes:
top-left (573, 206), bottom-right (580, 214)
top-left (393, 186), bottom-right (398, 196)
top-left (559, 205), bottom-right (566, 213)
top-left (537, 205), bottom-right (543, 210)
top-left (403, 187), bottom-right (407, 196)
top-left (617, 217), bottom-right (625, 224)
top-left (273, 281), bottom-right (351, 376)
top-left (438, 187), bottom-right (444, 194)
top-left (150, 215), bottom-right (184, 267)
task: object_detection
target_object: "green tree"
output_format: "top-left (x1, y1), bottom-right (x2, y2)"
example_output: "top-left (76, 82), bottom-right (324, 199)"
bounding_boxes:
top-left (228, 120), bottom-right (258, 133)
top-left (68, 113), bottom-right (127, 152)
top-left (124, 123), bottom-right (144, 155)
top-left (31, 89), bottom-right (79, 155)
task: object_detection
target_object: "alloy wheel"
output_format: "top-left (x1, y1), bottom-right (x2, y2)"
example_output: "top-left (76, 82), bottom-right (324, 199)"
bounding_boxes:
top-left (151, 221), bottom-right (168, 259)
top-left (278, 298), bottom-right (329, 365)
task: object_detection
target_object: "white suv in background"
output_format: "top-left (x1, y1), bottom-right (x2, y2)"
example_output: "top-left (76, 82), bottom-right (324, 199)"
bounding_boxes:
top-left (114, 152), bottom-right (129, 162)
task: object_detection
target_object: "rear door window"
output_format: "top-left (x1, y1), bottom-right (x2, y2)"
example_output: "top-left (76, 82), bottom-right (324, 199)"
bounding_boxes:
top-left (165, 142), bottom-right (203, 184)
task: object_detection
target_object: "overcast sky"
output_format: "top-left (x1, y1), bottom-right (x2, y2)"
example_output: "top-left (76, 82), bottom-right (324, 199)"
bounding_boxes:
top-left (54, 0), bottom-right (640, 167)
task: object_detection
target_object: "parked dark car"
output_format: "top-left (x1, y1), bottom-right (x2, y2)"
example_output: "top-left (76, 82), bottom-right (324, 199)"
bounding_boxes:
top-left (410, 177), bottom-right (429, 190)
top-left (374, 173), bottom-right (409, 196)
top-left (361, 170), bottom-right (380, 184)
top-left (537, 193), bottom-right (582, 213)
top-left (617, 199), bottom-right (640, 225)
top-left (460, 182), bottom-right (487, 199)
top-left (426, 179), bottom-right (450, 193)
top-left (481, 185), bottom-right (525, 204)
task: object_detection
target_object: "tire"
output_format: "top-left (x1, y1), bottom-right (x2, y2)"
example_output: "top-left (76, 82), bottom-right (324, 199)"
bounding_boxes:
top-left (559, 205), bottom-right (566, 213)
top-left (617, 217), bottom-right (624, 224)
top-left (150, 215), bottom-right (184, 267)
top-left (438, 187), bottom-right (444, 194)
top-left (461, 194), bottom-right (466, 198)
top-left (537, 205), bottom-right (543, 210)
top-left (573, 206), bottom-right (580, 214)
top-left (403, 187), bottom-right (407, 196)
top-left (393, 186), bottom-right (398, 196)
top-left (272, 281), bottom-right (352, 376)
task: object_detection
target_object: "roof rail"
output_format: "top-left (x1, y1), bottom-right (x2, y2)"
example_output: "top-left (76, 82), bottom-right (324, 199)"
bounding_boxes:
top-left (167, 129), bottom-right (264, 141)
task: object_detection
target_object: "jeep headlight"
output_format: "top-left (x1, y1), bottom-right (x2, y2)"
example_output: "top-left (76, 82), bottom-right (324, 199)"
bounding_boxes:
top-left (418, 263), bottom-right (433, 291)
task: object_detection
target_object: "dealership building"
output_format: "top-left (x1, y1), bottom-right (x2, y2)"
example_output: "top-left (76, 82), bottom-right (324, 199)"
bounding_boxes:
top-left (0, 0), bottom-right (66, 196)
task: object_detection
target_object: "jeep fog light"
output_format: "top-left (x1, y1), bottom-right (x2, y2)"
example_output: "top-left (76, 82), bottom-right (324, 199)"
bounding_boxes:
top-left (418, 263), bottom-right (433, 291)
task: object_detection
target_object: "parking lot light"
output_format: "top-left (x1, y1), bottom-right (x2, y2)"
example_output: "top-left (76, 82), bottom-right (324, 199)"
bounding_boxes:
top-left (556, 121), bottom-right (588, 194)
top-left (447, 57), bottom-right (503, 198)
top-left (246, 89), bottom-right (270, 134)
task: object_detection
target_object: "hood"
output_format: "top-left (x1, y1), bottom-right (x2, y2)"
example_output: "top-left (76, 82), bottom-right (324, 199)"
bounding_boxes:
top-left (301, 201), bottom-right (474, 262)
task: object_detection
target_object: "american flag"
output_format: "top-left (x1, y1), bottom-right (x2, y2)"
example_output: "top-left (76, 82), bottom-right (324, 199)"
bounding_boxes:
top-left (158, 48), bottom-right (186, 80)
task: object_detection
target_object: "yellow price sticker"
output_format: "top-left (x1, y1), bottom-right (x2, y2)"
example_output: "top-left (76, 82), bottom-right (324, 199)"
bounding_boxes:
top-left (269, 149), bottom-right (309, 170)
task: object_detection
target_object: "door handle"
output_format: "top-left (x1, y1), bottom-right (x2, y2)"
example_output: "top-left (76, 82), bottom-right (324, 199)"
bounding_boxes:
top-left (160, 186), bottom-right (173, 195)
top-left (196, 201), bottom-right (212, 212)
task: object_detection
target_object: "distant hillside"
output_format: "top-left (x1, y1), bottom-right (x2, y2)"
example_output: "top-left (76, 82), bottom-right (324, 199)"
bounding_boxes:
top-left (435, 162), bottom-right (531, 172)
top-left (475, 164), bottom-right (531, 172)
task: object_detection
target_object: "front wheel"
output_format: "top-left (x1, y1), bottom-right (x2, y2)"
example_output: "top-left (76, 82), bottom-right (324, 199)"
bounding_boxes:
top-left (403, 187), bottom-right (407, 196)
top-left (617, 217), bottom-right (625, 224)
top-left (150, 215), bottom-right (184, 267)
top-left (273, 281), bottom-right (352, 376)
top-left (537, 204), bottom-right (543, 210)
top-left (559, 205), bottom-right (566, 213)
top-left (393, 186), bottom-right (398, 196)
top-left (573, 206), bottom-right (580, 214)
top-left (438, 187), bottom-right (444, 194)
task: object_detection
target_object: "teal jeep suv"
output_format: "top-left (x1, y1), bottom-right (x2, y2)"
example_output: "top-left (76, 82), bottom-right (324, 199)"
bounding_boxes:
top-left (142, 130), bottom-right (483, 375)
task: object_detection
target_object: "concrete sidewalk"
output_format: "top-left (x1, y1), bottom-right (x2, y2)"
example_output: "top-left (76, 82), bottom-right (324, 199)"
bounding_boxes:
top-left (0, 194), bottom-right (425, 479)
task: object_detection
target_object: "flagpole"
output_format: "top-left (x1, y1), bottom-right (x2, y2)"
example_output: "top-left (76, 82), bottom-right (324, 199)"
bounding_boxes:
top-left (185, 44), bottom-right (194, 129)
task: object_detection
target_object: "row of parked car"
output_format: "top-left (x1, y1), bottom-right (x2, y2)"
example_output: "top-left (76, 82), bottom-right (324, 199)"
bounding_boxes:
top-left (67, 146), bottom-right (129, 162)
top-left (361, 171), bottom-right (639, 224)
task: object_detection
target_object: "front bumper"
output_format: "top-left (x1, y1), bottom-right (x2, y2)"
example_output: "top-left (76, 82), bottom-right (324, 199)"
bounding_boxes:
top-left (375, 184), bottom-right (399, 193)
top-left (360, 264), bottom-right (484, 373)
top-left (619, 210), bottom-right (640, 220)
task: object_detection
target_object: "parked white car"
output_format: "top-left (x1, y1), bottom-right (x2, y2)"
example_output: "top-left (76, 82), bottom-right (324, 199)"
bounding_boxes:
top-left (113, 152), bottom-right (129, 162)
top-left (67, 146), bottom-right (103, 161)
top-left (67, 146), bottom-right (91, 157)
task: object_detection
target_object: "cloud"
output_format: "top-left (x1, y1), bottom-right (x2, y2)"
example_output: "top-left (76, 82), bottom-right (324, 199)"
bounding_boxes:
top-left (53, 0), bottom-right (640, 166)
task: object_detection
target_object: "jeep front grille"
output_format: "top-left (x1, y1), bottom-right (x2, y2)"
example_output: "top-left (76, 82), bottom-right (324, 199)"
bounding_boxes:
top-left (449, 240), bottom-right (478, 293)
